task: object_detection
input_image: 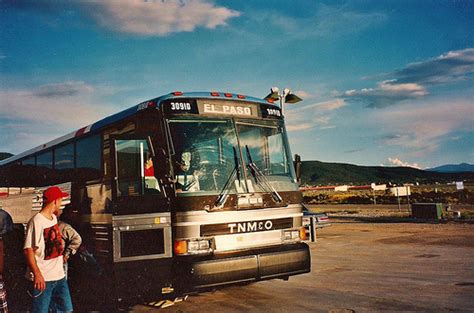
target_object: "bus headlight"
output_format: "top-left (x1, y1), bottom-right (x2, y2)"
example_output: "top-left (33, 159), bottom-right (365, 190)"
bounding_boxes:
top-left (174, 238), bottom-right (214, 255)
top-left (282, 229), bottom-right (301, 241)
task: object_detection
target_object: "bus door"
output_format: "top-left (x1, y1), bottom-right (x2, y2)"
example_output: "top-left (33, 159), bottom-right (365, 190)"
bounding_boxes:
top-left (111, 136), bottom-right (172, 263)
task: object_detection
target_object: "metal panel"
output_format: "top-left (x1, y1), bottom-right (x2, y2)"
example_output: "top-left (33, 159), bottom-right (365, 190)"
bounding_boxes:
top-left (112, 213), bottom-right (172, 262)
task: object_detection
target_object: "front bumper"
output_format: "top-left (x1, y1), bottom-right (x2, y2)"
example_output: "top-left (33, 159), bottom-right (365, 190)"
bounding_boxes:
top-left (175, 242), bottom-right (310, 289)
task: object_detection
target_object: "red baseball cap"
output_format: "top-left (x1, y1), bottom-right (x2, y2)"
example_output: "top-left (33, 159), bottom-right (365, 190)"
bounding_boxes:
top-left (43, 186), bottom-right (69, 204)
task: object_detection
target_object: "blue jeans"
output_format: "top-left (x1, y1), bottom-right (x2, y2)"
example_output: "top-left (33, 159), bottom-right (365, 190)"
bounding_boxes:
top-left (31, 277), bottom-right (73, 313)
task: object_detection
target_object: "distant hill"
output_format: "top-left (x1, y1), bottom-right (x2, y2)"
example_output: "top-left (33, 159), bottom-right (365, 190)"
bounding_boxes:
top-left (427, 163), bottom-right (474, 173)
top-left (301, 160), bottom-right (474, 185)
top-left (0, 152), bottom-right (13, 161)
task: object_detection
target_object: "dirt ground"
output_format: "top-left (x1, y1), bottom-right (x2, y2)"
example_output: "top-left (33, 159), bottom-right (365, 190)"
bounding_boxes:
top-left (134, 220), bottom-right (474, 312)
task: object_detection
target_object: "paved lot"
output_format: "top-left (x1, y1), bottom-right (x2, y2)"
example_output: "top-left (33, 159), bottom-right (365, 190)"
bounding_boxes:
top-left (135, 220), bottom-right (474, 312)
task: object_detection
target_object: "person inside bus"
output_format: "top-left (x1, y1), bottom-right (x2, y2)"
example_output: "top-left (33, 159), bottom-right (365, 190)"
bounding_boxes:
top-left (144, 155), bottom-right (154, 177)
top-left (144, 153), bottom-right (160, 194)
top-left (174, 151), bottom-right (200, 192)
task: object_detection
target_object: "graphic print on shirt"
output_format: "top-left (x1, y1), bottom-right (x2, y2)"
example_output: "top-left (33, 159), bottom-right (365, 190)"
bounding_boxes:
top-left (43, 224), bottom-right (64, 260)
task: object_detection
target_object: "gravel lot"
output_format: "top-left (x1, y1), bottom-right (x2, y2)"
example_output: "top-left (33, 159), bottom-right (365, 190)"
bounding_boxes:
top-left (134, 220), bottom-right (474, 312)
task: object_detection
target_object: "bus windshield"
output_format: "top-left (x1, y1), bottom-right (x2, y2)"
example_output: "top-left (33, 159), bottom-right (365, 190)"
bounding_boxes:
top-left (168, 119), bottom-right (239, 194)
top-left (168, 118), bottom-right (297, 196)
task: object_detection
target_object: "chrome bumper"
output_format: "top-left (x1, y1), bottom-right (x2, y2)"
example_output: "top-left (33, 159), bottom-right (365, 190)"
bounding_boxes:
top-left (176, 243), bottom-right (310, 289)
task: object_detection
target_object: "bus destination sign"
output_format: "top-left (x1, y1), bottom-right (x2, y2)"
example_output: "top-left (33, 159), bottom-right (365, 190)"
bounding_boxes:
top-left (197, 100), bottom-right (259, 118)
top-left (162, 98), bottom-right (279, 119)
top-left (202, 103), bottom-right (251, 116)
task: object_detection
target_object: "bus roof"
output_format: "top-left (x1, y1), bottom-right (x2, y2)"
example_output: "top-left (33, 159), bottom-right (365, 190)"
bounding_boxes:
top-left (0, 91), bottom-right (274, 166)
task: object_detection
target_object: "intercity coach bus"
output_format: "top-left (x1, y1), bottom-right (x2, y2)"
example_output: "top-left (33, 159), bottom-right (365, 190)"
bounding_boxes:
top-left (0, 91), bottom-right (310, 304)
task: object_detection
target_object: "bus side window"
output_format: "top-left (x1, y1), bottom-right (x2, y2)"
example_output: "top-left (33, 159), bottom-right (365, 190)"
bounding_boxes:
top-left (115, 139), bottom-right (161, 197)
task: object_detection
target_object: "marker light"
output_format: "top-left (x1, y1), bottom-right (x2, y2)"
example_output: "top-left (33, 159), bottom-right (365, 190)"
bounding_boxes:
top-left (147, 101), bottom-right (157, 108)
top-left (237, 94), bottom-right (246, 99)
top-left (210, 92), bottom-right (220, 97)
top-left (174, 240), bottom-right (187, 255)
top-left (299, 227), bottom-right (307, 240)
top-left (172, 91), bottom-right (183, 96)
top-left (224, 93), bottom-right (233, 98)
top-left (266, 98), bottom-right (275, 103)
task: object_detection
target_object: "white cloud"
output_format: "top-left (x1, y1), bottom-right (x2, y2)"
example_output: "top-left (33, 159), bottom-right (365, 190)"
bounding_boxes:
top-left (81, 0), bottom-right (240, 36)
top-left (291, 99), bottom-right (346, 113)
top-left (292, 90), bottom-right (313, 100)
top-left (284, 99), bottom-right (346, 132)
top-left (314, 4), bottom-right (387, 37)
top-left (344, 48), bottom-right (474, 107)
top-left (251, 4), bottom-right (387, 39)
top-left (386, 157), bottom-right (421, 169)
top-left (344, 80), bottom-right (427, 107)
top-left (5, 0), bottom-right (240, 36)
top-left (286, 122), bottom-right (315, 132)
top-left (315, 99), bottom-right (347, 111)
top-left (378, 80), bottom-right (427, 97)
top-left (374, 99), bottom-right (474, 155)
top-left (0, 81), bottom-right (116, 153)
top-left (0, 81), bottom-right (112, 127)
top-left (34, 81), bottom-right (94, 98)
top-left (395, 48), bottom-right (474, 85)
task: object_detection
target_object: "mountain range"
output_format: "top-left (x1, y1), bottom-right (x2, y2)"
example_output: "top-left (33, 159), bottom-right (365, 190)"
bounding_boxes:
top-left (301, 161), bottom-right (474, 185)
top-left (426, 163), bottom-right (474, 173)
top-left (0, 152), bottom-right (13, 161)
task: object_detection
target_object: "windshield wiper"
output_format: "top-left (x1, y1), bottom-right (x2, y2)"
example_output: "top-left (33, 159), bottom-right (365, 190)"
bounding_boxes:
top-left (245, 145), bottom-right (282, 203)
top-left (213, 147), bottom-right (241, 209)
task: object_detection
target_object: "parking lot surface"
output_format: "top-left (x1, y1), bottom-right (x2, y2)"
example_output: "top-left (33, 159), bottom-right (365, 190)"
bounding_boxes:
top-left (135, 220), bottom-right (474, 312)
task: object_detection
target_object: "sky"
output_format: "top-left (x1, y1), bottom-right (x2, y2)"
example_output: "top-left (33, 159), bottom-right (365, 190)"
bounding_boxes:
top-left (0, 0), bottom-right (473, 169)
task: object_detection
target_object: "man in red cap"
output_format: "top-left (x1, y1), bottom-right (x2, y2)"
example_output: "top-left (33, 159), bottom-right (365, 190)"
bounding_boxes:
top-left (24, 186), bottom-right (73, 312)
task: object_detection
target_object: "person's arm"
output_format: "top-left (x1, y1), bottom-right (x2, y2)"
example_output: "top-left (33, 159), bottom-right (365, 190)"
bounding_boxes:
top-left (24, 247), bottom-right (46, 291)
top-left (62, 224), bottom-right (82, 261)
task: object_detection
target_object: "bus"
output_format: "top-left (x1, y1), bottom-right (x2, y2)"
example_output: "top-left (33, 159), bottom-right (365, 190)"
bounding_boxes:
top-left (0, 91), bottom-right (310, 305)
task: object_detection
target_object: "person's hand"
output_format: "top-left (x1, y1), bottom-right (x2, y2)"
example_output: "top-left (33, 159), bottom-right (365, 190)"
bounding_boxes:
top-left (34, 272), bottom-right (46, 291)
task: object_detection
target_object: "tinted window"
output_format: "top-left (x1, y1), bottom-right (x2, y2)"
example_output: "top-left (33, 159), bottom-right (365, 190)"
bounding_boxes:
top-left (22, 156), bottom-right (36, 166)
top-left (76, 135), bottom-right (101, 170)
top-left (55, 143), bottom-right (74, 169)
top-left (37, 151), bottom-right (53, 169)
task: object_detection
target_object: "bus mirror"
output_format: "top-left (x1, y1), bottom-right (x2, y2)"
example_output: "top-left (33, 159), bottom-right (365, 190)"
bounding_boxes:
top-left (294, 154), bottom-right (302, 185)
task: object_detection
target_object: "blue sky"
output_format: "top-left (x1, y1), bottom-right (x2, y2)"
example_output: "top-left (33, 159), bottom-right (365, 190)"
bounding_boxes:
top-left (0, 0), bottom-right (473, 168)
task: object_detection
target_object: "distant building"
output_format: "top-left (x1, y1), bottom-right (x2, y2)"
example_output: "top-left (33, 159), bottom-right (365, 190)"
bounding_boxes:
top-left (371, 183), bottom-right (387, 191)
top-left (390, 186), bottom-right (411, 196)
top-left (335, 185), bottom-right (349, 192)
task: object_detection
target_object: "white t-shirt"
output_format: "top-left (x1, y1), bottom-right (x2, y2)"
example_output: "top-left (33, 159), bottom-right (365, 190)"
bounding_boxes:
top-left (24, 213), bottom-right (65, 281)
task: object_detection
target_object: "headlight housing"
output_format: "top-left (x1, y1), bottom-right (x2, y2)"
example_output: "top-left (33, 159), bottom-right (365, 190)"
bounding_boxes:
top-left (282, 227), bottom-right (306, 242)
top-left (174, 238), bottom-right (214, 255)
